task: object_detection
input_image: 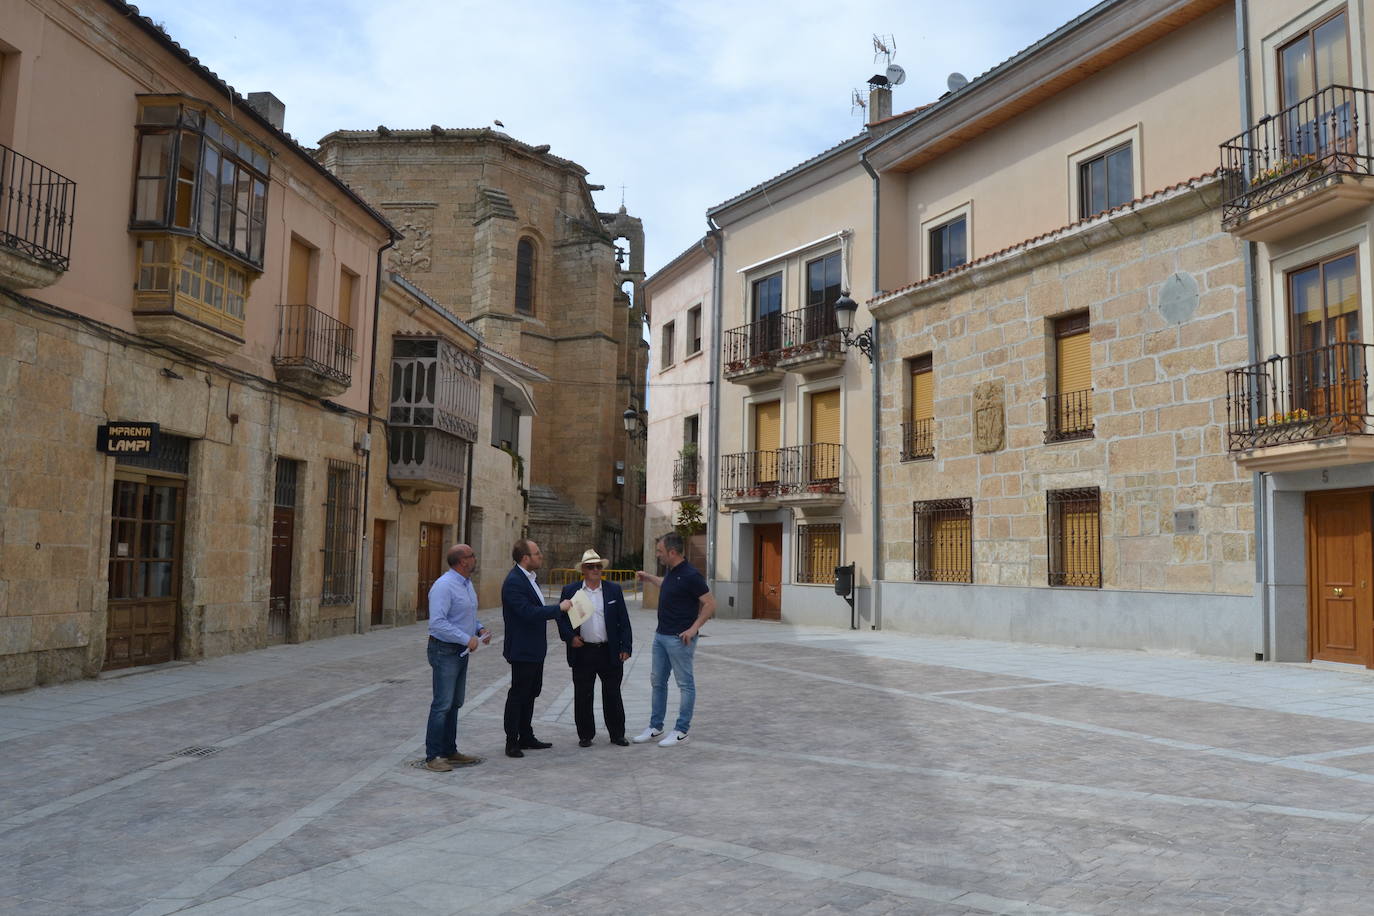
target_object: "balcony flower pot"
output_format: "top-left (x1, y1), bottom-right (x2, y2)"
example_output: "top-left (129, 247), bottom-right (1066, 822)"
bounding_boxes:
top-left (746, 486), bottom-right (771, 498)
top-left (805, 482), bottom-right (839, 494)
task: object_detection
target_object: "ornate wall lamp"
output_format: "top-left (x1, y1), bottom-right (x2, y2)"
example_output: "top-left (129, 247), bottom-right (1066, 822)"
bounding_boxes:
top-left (833, 292), bottom-right (874, 364)
top-left (622, 407), bottom-right (648, 442)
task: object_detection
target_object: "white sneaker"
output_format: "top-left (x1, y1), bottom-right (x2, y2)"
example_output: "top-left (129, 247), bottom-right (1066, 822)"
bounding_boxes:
top-left (632, 727), bottom-right (663, 744)
top-left (657, 730), bottom-right (689, 747)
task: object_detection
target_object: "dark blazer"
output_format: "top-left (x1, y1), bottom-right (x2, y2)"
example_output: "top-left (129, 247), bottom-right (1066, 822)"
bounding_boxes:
top-left (556, 579), bottom-right (632, 666)
top-left (501, 565), bottom-right (563, 663)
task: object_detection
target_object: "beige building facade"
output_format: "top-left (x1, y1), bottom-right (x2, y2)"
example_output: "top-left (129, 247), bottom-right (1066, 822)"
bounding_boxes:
top-left (641, 237), bottom-right (716, 574)
top-left (708, 133), bottom-right (882, 628)
top-left (867, 0), bottom-right (1260, 655)
top-left (315, 131), bottom-right (647, 572)
top-left (0, 0), bottom-right (395, 688)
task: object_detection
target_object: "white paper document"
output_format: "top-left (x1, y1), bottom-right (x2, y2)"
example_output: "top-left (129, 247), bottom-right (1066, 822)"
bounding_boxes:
top-left (567, 589), bottom-right (595, 629)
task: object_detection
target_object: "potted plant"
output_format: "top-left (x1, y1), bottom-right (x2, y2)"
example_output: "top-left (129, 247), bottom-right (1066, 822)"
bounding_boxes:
top-left (677, 444), bottom-right (699, 495)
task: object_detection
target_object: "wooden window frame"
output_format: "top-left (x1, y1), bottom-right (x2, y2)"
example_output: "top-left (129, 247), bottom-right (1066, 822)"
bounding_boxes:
top-left (1285, 248), bottom-right (1361, 353)
top-left (1278, 9), bottom-right (1351, 110)
top-left (913, 497), bottom-right (972, 583)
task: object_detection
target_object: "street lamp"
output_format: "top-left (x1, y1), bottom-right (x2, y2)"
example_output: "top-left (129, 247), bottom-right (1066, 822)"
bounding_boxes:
top-left (833, 292), bottom-right (874, 364)
top-left (622, 407), bottom-right (647, 441)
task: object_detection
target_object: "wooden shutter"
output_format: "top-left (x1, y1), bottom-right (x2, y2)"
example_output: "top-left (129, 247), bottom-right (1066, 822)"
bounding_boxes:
top-left (911, 367), bottom-right (933, 421)
top-left (288, 239), bottom-right (312, 306)
top-left (1057, 331), bottom-right (1091, 396)
top-left (337, 269), bottom-right (356, 328)
top-left (754, 400), bottom-right (780, 483)
top-left (810, 390), bottom-right (840, 479)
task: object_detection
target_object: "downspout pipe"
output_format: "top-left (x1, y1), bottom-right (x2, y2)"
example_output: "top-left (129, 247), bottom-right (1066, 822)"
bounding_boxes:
top-left (357, 235), bottom-right (397, 634)
top-left (705, 219), bottom-right (724, 585)
top-left (1234, 0), bottom-right (1270, 661)
top-left (860, 150), bottom-right (881, 630)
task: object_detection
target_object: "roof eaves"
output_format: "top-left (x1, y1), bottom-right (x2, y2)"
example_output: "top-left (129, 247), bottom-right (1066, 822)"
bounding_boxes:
top-left (706, 131), bottom-right (872, 217)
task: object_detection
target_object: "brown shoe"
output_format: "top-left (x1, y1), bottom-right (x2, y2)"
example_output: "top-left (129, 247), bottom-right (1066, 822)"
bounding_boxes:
top-left (424, 757), bottom-right (453, 772)
top-left (446, 752), bottom-right (482, 766)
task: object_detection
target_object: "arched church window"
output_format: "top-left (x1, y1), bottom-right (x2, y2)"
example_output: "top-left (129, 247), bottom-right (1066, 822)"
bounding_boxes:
top-left (515, 238), bottom-right (535, 315)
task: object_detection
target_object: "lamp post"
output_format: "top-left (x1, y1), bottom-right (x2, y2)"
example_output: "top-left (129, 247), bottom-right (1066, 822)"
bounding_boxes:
top-left (834, 292), bottom-right (874, 364)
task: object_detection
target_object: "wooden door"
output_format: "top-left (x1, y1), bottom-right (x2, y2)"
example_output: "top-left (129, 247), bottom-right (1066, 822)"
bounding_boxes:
top-left (267, 506), bottom-right (294, 644)
top-left (1307, 489), bottom-right (1374, 666)
top-left (752, 524), bottom-right (782, 621)
top-left (370, 519), bottom-right (387, 626)
top-left (416, 523), bottom-right (445, 621)
top-left (106, 478), bottom-right (183, 669)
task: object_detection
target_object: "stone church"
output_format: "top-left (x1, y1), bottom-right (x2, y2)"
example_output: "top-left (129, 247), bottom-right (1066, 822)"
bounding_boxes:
top-left (316, 128), bottom-right (647, 570)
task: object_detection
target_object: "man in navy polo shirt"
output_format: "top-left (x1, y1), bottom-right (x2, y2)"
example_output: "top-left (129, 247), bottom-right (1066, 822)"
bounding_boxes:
top-left (633, 531), bottom-right (715, 747)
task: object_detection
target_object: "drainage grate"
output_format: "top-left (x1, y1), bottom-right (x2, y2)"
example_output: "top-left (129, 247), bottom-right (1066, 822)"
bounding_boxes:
top-left (170, 746), bottom-right (222, 759)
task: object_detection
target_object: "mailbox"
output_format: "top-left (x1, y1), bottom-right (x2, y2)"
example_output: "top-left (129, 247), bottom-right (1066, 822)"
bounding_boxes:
top-left (834, 563), bottom-right (853, 597)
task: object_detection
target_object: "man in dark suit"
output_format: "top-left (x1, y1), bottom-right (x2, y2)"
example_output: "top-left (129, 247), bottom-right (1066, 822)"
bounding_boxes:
top-left (556, 548), bottom-right (632, 748)
top-left (501, 538), bottom-right (570, 758)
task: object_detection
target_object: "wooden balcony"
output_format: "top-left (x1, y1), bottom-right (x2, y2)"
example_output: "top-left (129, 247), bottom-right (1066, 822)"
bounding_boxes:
top-left (1226, 343), bottom-right (1374, 471)
top-left (273, 304), bottom-right (354, 397)
top-left (0, 143), bottom-right (75, 290)
top-left (1220, 85), bottom-right (1374, 242)
top-left (388, 428), bottom-right (470, 492)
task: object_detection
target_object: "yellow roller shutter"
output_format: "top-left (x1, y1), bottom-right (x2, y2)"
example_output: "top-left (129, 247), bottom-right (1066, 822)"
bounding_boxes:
top-left (288, 239), bottom-right (312, 306)
top-left (911, 368), bottom-right (933, 421)
top-left (931, 515), bottom-right (971, 582)
top-left (337, 270), bottom-right (356, 328)
top-left (810, 389), bottom-right (841, 480)
top-left (1057, 330), bottom-right (1092, 431)
top-left (754, 400), bottom-right (780, 483)
top-left (806, 525), bottom-right (840, 584)
top-left (1062, 506), bottom-right (1100, 587)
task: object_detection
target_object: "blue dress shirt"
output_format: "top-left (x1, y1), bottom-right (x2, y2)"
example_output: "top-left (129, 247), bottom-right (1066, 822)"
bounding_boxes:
top-left (428, 569), bottom-right (481, 645)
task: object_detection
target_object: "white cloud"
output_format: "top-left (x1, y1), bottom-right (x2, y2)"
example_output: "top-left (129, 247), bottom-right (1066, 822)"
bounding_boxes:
top-left (135, 0), bottom-right (1100, 275)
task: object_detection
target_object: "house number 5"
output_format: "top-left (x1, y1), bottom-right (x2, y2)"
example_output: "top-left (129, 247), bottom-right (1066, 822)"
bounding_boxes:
top-left (1322, 470), bottom-right (1329, 483)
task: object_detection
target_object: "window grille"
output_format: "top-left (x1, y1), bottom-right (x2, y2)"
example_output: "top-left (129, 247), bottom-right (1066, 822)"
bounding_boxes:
top-left (322, 460), bottom-right (360, 605)
top-left (1048, 488), bottom-right (1101, 588)
top-left (116, 432), bottom-right (191, 476)
top-left (796, 523), bottom-right (841, 585)
top-left (274, 458), bottom-right (298, 508)
top-left (913, 498), bottom-right (972, 583)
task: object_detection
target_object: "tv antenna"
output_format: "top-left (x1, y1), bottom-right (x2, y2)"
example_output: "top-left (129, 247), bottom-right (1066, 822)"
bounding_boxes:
top-left (873, 34), bottom-right (896, 66)
top-left (850, 89), bottom-right (867, 118)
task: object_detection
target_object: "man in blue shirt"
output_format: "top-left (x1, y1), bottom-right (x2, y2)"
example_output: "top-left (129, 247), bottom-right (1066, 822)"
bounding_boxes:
top-left (633, 531), bottom-right (715, 747)
top-left (424, 543), bottom-right (489, 773)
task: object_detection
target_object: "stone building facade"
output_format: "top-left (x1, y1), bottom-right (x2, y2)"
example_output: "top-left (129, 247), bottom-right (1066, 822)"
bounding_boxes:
top-left (315, 130), bottom-right (647, 571)
top-left (0, 0), bottom-right (395, 688)
top-left (865, 0), bottom-right (1258, 656)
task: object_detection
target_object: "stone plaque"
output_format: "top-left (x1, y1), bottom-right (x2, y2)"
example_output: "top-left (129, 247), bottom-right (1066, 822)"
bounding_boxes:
top-left (1158, 271), bottom-right (1199, 324)
top-left (1173, 509), bottom-right (1198, 534)
top-left (973, 379), bottom-right (1005, 453)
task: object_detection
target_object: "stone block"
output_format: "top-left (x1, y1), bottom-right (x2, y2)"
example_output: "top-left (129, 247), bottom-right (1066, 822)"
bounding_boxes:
top-left (1107, 434), bottom-right (1175, 473)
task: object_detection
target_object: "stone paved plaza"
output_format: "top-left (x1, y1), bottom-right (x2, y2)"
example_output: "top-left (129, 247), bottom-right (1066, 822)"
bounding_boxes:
top-left (9, 601), bottom-right (1374, 914)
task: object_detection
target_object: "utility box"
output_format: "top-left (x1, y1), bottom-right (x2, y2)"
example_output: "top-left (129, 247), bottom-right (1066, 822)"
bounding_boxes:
top-left (834, 564), bottom-right (853, 597)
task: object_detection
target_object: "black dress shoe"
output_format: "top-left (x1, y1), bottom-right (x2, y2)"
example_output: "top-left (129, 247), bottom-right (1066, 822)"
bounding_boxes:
top-left (609, 736), bottom-right (629, 746)
top-left (505, 741), bottom-right (524, 758)
top-left (519, 737), bottom-right (553, 750)
top-left (578, 738), bottom-right (593, 747)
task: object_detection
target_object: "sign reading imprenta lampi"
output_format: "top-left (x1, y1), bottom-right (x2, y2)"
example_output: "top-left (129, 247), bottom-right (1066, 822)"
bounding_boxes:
top-left (96, 422), bottom-right (160, 455)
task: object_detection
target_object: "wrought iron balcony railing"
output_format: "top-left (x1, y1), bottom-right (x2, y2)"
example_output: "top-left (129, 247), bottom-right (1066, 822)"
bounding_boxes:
top-left (792, 302), bottom-right (839, 343)
top-left (0, 143), bottom-right (75, 270)
top-left (673, 455), bottom-right (700, 498)
top-left (901, 419), bottom-right (934, 461)
top-left (1045, 388), bottom-right (1094, 443)
top-left (776, 442), bottom-right (844, 495)
top-left (274, 304), bottom-right (354, 384)
top-left (1220, 84), bottom-right (1374, 223)
top-left (723, 313), bottom-right (784, 371)
top-left (720, 449), bottom-right (780, 499)
top-left (1225, 342), bottom-right (1372, 450)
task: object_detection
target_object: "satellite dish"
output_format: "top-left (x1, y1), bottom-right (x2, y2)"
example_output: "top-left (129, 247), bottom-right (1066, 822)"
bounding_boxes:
top-left (885, 64), bottom-right (907, 86)
top-left (947, 72), bottom-right (969, 92)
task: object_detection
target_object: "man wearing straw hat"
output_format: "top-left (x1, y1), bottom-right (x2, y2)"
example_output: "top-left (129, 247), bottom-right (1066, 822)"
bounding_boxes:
top-left (557, 549), bottom-right (633, 747)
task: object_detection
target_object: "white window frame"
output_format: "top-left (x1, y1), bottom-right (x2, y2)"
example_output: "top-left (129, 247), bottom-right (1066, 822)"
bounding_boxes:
top-left (1067, 124), bottom-right (1142, 223)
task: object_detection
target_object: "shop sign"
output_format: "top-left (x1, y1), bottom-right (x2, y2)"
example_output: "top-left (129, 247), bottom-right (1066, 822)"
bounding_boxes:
top-left (96, 422), bottom-right (160, 455)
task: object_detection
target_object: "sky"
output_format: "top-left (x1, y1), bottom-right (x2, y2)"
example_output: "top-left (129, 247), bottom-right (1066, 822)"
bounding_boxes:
top-left (135, 0), bottom-right (1102, 277)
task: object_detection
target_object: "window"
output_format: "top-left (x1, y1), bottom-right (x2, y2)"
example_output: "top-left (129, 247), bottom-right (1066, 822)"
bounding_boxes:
top-left (337, 268), bottom-right (358, 329)
top-left (796, 523), bottom-right (841, 585)
top-left (750, 272), bottom-right (783, 355)
top-left (808, 389), bottom-right (841, 483)
top-left (1287, 252), bottom-right (1364, 426)
top-left (662, 320), bottom-right (676, 369)
top-left (287, 237), bottom-right (314, 306)
top-left (1280, 11), bottom-right (1349, 109)
top-left (929, 217), bottom-right (967, 275)
top-left (684, 414), bottom-right (699, 448)
top-left (135, 237), bottom-right (247, 331)
top-left (515, 238), bottom-right (535, 315)
top-left (1289, 251), bottom-right (1360, 351)
top-left (903, 354), bottom-right (934, 460)
top-left (752, 399), bottom-right (781, 486)
top-left (490, 386), bottom-right (522, 450)
top-left (323, 460), bottom-right (361, 604)
top-left (913, 498), bottom-right (972, 583)
top-left (804, 251), bottom-right (842, 340)
top-left (132, 97), bottom-right (270, 267)
top-left (1046, 312), bottom-right (1093, 442)
top-left (1078, 143), bottom-right (1133, 217)
top-left (1048, 488), bottom-right (1101, 588)
top-left (687, 305), bottom-right (702, 355)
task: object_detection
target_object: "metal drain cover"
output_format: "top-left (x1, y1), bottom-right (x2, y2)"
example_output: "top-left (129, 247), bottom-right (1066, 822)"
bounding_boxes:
top-left (170, 746), bottom-right (222, 759)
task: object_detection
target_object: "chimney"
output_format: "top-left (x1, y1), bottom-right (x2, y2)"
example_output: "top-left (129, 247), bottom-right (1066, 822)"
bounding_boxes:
top-left (246, 92), bottom-right (286, 132)
top-left (868, 81), bottom-right (892, 126)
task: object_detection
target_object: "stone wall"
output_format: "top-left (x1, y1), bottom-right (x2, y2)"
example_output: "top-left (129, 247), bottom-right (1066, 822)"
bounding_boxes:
top-left (877, 179), bottom-right (1254, 602)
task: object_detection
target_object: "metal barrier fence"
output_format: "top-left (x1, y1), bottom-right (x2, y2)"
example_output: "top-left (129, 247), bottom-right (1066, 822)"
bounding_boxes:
top-left (545, 568), bottom-right (642, 598)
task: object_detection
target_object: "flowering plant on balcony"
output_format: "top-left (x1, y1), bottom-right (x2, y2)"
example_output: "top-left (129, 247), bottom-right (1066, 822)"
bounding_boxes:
top-left (1255, 408), bottom-right (1311, 427)
top-left (1249, 154), bottom-right (1322, 187)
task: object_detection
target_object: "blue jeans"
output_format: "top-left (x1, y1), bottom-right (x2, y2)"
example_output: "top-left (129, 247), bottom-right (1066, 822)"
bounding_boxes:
top-left (425, 638), bottom-right (470, 760)
top-left (650, 631), bottom-right (697, 734)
